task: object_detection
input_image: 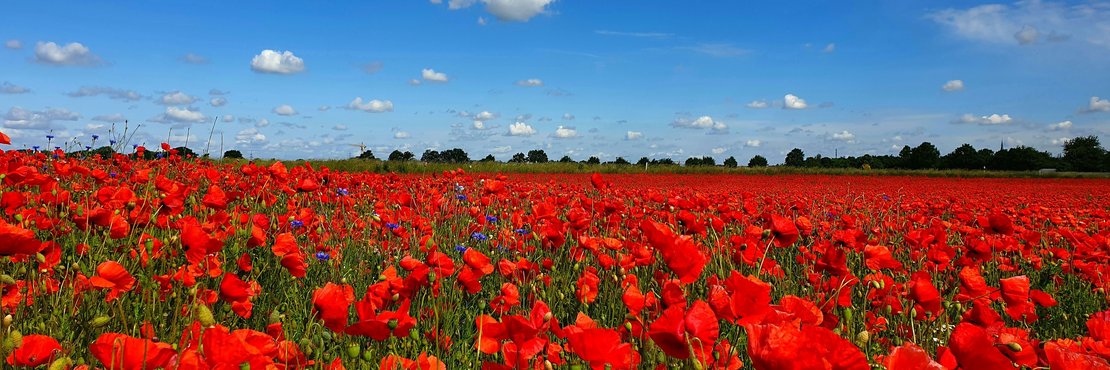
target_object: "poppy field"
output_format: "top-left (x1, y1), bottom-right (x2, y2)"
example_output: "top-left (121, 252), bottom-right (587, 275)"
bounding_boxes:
top-left (3, 146), bottom-right (1110, 370)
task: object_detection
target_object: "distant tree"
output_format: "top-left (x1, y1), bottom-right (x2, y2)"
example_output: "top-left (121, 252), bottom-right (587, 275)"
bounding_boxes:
top-left (652, 158), bottom-right (676, 166)
top-left (586, 156), bottom-right (601, 165)
top-left (172, 146), bottom-right (197, 158)
top-left (785, 148), bottom-right (805, 167)
top-left (223, 150), bottom-right (244, 159)
top-left (614, 157), bottom-right (631, 165)
top-left (421, 150), bottom-right (441, 162)
top-left (440, 148), bottom-right (470, 163)
top-left (748, 155), bottom-right (768, 167)
top-left (636, 157), bottom-right (650, 166)
top-left (897, 145), bottom-right (913, 168)
top-left (509, 153), bottom-right (527, 163)
top-left (479, 154), bottom-right (496, 162)
top-left (989, 146), bottom-right (1057, 171)
top-left (558, 155), bottom-right (573, 163)
top-left (941, 144), bottom-right (983, 170)
top-left (356, 150), bottom-right (376, 160)
top-left (1062, 136), bottom-right (1107, 172)
top-left (388, 150), bottom-right (414, 161)
top-left (526, 149), bottom-right (549, 163)
top-left (906, 142), bottom-right (941, 169)
top-left (723, 156), bottom-right (738, 168)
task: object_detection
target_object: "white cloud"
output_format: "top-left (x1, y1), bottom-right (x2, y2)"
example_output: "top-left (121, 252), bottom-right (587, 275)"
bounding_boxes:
top-left (250, 50), bottom-right (305, 74)
top-left (823, 43), bottom-right (836, 53)
top-left (671, 116), bottom-right (727, 132)
top-left (221, 115), bottom-right (235, 123)
top-left (158, 91), bottom-right (198, 105)
top-left (236, 128), bottom-right (267, 144)
top-left (1050, 137), bottom-right (1072, 145)
top-left (161, 107), bottom-right (207, 123)
top-left (711, 147), bottom-right (727, 154)
top-left (1014, 25), bottom-right (1039, 44)
top-left (181, 53), bottom-right (208, 64)
top-left (831, 130), bottom-right (856, 142)
top-left (957, 113), bottom-right (1013, 125)
top-left (33, 41), bottom-right (102, 66)
top-left (394, 131), bottom-right (411, 139)
top-left (472, 120), bottom-right (488, 130)
top-left (3, 107), bottom-right (80, 129)
top-left (515, 78), bottom-right (543, 87)
top-left (1048, 120), bottom-right (1073, 130)
top-left (942, 79), bottom-right (965, 92)
top-left (318, 105), bottom-right (331, 112)
top-left (0, 81), bottom-right (30, 94)
top-left (746, 100), bottom-right (768, 109)
top-left (332, 124), bottom-right (348, 131)
top-left (92, 113), bottom-right (126, 123)
top-left (210, 97), bottom-right (227, 107)
top-left (507, 122), bottom-right (536, 136)
top-left (273, 104), bottom-right (298, 116)
top-left (553, 125), bottom-right (577, 138)
top-left (422, 68), bottom-right (449, 82)
top-left (562, 113), bottom-right (575, 121)
top-left (930, 1), bottom-right (1110, 48)
top-left (491, 145), bottom-right (512, 153)
top-left (362, 61), bottom-right (384, 74)
top-left (783, 94), bottom-right (808, 109)
top-left (1086, 96), bottom-right (1110, 112)
top-left (4, 40), bottom-right (21, 49)
top-left (625, 131), bottom-right (643, 140)
top-left (254, 118), bottom-right (270, 127)
top-left (478, 16), bottom-right (488, 25)
top-left (745, 139), bottom-right (762, 147)
top-left (409, 79), bottom-right (422, 86)
top-left (66, 86), bottom-right (142, 101)
top-left (347, 97), bottom-right (394, 113)
top-left (474, 111), bottom-right (497, 121)
top-left (483, 0), bottom-right (555, 22)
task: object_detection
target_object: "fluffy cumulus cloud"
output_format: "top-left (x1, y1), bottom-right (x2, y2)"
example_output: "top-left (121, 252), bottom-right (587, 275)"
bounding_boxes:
top-left (442, 0), bottom-right (555, 22)
top-left (562, 113), bottom-right (575, 121)
top-left (158, 91), bottom-right (198, 105)
top-left (625, 131), bottom-right (643, 140)
top-left (507, 121), bottom-right (536, 136)
top-left (942, 79), bottom-right (965, 92)
top-left (3, 107), bottom-right (80, 129)
top-left (347, 97), bottom-right (394, 113)
top-left (65, 86), bottom-right (142, 101)
top-left (92, 113), bottom-right (126, 123)
top-left (783, 94), bottom-right (808, 109)
top-left (4, 39), bottom-right (21, 49)
top-left (671, 116), bottom-right (728, 132)
top-left (1048, 120), bottom-right (1072, 130)
top-left (236, 128), bottom-right (267, 144)
top-left (1087, 96), bottom-right (1110, 112)
top-left (422, 68), bottom-right (449, 82)
top-left (745, 139), bottom-right (762, 147)
top-left (394, 131), bottom-right (411, 139)
top-left (553, 125), bottom-right (577, 138)
top-left (830, 130), bottom-right (856, 142)
top-left (474, 111), bottom-right (497, 121)
top-left (712, 147), bottom-right (727, 154)
top-left (210, 97), bottom-right (228, 107)
top-left (181, 53), bottom-right (208, 64)
top-left (957, 113), bottom-right (1013, 125)
top-left (515, 78), bottom-right (543, 87)
top-left (1, 81), bottom-right (30, 94)
top-left (273, 104), bottom-right (298, 116)
top-left (472, 120), bottom-right (489, 130)
top-left (33, 41), bottom-right (102, 66)
top-left (929, 1), bottom-right (1110, 48)
top-left (158, 107), bottom-right (207, 123)
top-left (250, 50), bottom-right (305, 74)
top-left (746, 100), bottom-right (768, 109)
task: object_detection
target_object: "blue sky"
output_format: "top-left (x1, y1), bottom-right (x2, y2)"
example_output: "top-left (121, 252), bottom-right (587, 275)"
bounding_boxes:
top-left (2, 0), bottom-right (1109, 162)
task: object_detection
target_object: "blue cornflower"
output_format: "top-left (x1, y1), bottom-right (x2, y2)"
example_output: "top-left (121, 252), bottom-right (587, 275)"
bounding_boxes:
top-left (290, 220), bottom-right (305, 229)
top-left (336, 188), bottom-right (349, 196)
top-left (85, 146), bottom-right (92, 150)
top-left (315, 251), bottom-right (330, 261)
top-left (386, 222), bottom-right (400, 230)
top-left (109, 172), bottom-right (118, 178)
top-left (110, 140), bottom-right (117, 145)
top-left (32, 146), bottom-right (40, 151)
top-left (456, 194), bottom-right (467, 201)
top-left (92, 135), bottom-right (100, 140)
top-left (882, 195), bottom-right (891, 201)
top-left (454, 245), bottom-right (467, 253)
top-left (455, 184), bottom-right (465, 192)
top-left (514, 228), bottom-right (529, 235)
top-left (46, 135), bottom-right (54, 140)
top-left (485, 215), bottom-right (498, 223)
top-left (471, 232), bottom-right (488, 241)
top-left (156, 153), bottom-right (164, 159)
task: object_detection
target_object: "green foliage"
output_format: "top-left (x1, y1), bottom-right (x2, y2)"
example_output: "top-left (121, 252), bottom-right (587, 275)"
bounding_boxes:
top-left (785, 148), bottom-right (805, 167)
top-left (747, 155), bottom-right (768, 167)
top-left (223, 149), bottom-right (244, 159)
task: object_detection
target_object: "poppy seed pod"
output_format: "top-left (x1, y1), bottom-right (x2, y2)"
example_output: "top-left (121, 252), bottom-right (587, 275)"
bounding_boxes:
top-left (88, 315), bottom-right (111, 328)
top-left (194, 305), bottom-right (216, 327)
top-left (1006, 342), bottom-right (1023, 352)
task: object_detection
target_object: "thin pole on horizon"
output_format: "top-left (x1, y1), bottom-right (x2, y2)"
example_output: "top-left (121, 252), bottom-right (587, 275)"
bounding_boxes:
top-left (204, 116), bottom-right (219, 156)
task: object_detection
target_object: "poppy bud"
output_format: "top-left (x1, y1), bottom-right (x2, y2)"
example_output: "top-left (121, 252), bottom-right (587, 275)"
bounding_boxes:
top-left (409, 329), bottom-right (419, 340)
top-left (2, 314), bottom-right (11, 328)
top-left (624, 321), bottom-right (633, 331)
top-left (14, 214), bottom-right (22, 222)
top-left (1006, 342), bottom-right (1023, 352)
top-left (4, 330), bottom-right (23, 350)
top-left (194, 305), bottom-right (216, 327)
top-left (48, 357), bottom-right (73, 370)
top-left (341, 277), bottom-right (348, 284)
top-left (543, 312), bottom-right (552, 321)
top-left (856, 330), bottom-right (870, 345)
top-left (321, 331), bottom-right (333, 341)
top-left (268, 310), bottom-right (282, 324)
top-left (347, 343), bottom-right (361, 358)
top-left (392, 293), bottom-right (400, 301)
top-left (909, 307), bottom-right (917, 318)
top-left (544, 360), bottom-right (554, 370)
top-left (363, 348), bottom-right (374, 361)
top-left (843, 308), bottom-right (853, 322)
top-left (428, 272), bottom-right (436, 282)
top-left (0, 274), bottom-right (14, 285)
top-left (870, 280), bottom-right (881, 289)
top-left (762, 229), bottom-right (772, 238)
top-left (35, 253), bottom-right (46, 263)
top-left (239, 363), bottom-right (249, 370)
top-left (570, 365), bottom-right (584, 370)
top-left (88, 315), bottom-right (111, 328)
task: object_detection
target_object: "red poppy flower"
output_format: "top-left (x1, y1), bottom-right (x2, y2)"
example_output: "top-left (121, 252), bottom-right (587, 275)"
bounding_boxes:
top-left (863, 245), bottom-right (903, 271)
top-left (640, 219), bottom-right (707, 284)
top-left (648, 300), bottom-right (719, 361)
top-left (566, 327), bottom-right (639, 370)
top-left (769, 215), bottom-right (799, 247)
top-left (999, 275), bottom-right (1036, 322)
top-left (0, 220), bottom-right (41, 256)
top-left (5, 334), bottom-right (62, 367)
top-left (745, 322), bottom-right (868, 370)
top-left (201, 185), bottom-right (228, 209)
top-left (0, 131), bottom-right (10, 145)
top-left (89, 333), bottom-right (176, 370)
top-left (576, 267), bottom-right (600, 304)
top-left (220, 273), bottom-right (260, 318)
top-left (1044, 341), bottom-right (1110, 369)
top-left (947, 323), bottom-right (1014, 370)
top-left (312, 282), bottom-right (355, 332)
top-left (89, 261), bottom-right (135, 302)
top-left (884, 342), bottom-right (945, 370)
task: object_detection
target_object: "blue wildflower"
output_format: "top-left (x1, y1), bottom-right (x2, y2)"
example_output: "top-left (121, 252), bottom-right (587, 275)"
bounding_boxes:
top-left (454, 245), bottom-right (467, 253)
top-left (290, 220), bottom-right (305, 229)
top-left (336, 188), bottom-right (349, 196)
top-left (386, 223), bottom-right (400, 230)
top-left (514, 228), bottom-right (529, 235)
top-left (456, 194), bottom-right (467, 201)
top-left (315, 252), bottom-right (330, 261)
top-left (485, 215), bottom-right (498, 223)
top-left (92, 135), bottom-right (100, 140)
top-left (471, 232), bottom-right (488, 241)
